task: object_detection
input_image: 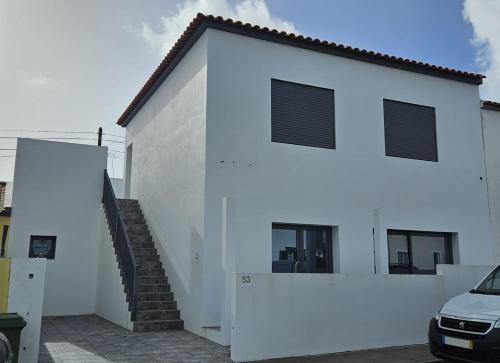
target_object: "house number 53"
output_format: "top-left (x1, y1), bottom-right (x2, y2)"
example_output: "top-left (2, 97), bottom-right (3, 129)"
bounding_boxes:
top-left (242, 276), bottom-right (251, 283)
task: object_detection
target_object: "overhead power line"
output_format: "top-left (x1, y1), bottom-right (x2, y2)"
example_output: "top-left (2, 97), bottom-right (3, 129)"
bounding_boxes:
top-left (0, 129), bottom-right (123, 137)
top-left (0, 136), bottom-right (124, 144)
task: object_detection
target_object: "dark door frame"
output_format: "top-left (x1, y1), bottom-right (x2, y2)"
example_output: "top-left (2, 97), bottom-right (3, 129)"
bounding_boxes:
top-left (273, 223), bottom-right (333, 273)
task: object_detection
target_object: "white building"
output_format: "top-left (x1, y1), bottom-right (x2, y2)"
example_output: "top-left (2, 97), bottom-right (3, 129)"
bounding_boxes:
top-left (7, 14), bottom-right (500, 362)
top-left (117, 14), bottom-right (496, 359)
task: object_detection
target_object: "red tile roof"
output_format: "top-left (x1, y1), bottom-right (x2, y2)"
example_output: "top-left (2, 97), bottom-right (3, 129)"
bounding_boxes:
top-left (482, 100), bottom-right (500, 112)
top-left (118, 13), bottom-right (485, 126)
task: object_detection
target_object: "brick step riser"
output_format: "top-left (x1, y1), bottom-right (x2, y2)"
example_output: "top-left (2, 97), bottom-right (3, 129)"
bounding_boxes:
top-left (131, 244), bottom-right (156, 251)
top-left (137, 276), bottom-right (168, 285)
top-left (136, 310), bottom-right (180, 321)
top-left (129, 236), bottom-right (153, 244)
top-left (133, 320), bottom-right (184, 332)
top-left (127, 227), bottom-right (149, 235)
top-left (137, 269), bottom-right (164, 277)
top-left (135, 255), bottom-right (160, 263)
top-left (124, 217), bottom-right (146, 225)
top-left (136, 301), bottom-right (177, 311)
top-left (137, 284), bottom-right (170, 293)
top-left (132, 248), bottom-right (156, 256)
top-left (137, 292), bottom-right (174, 302)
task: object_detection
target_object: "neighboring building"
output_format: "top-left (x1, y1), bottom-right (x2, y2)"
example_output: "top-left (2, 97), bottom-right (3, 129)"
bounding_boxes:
top-left (482, 100), bottom-right (500, 257)
top-left (117, 13), bottom-right (495, 355)
top-left (7, 14), bottom-right (500, 362)
top-left (0, 182), bottom-right (13, 258)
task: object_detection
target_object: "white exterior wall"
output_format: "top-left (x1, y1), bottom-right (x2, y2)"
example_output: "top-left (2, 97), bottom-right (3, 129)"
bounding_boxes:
top-left (95, 207), bottom-right (133, 330)
top-left (123, 28), bottom-right (495, 347)
top-left (204, 29), bottom-right (494, 341)
top-left (125, 33), bottom-right (208, 335)
top-left (110, 178), bottom-right (124, 199)
top-left (231, 265), bottom-right (494, 362)
top-left (7, 258), bottom-right (46, 363)
top-left (482, 108), bottom-right (500, 258)
top-left (8, 139), bottom-right (107, 316)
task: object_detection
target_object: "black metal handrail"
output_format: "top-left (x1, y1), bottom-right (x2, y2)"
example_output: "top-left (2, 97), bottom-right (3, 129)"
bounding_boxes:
top-left (102, 169), bottom-right (137, 320)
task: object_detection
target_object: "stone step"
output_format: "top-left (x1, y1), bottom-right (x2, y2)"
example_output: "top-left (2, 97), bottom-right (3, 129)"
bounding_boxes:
top-left (135, 254), bottom-right (160, 263)
top-left (136, 309), bottom-right (180, 321)
top-left (137, 284), bottom-right (170, 293)
top-left (128, 235), bottom-right (153, 244)
top-left (123, 214), bottom-right (145, 225)
top-left (127, 224), bottom-right (149, 235)
top-left (131, 242), bottom-right (156, 251)
top-left (137, 292), bottom-right (174, 302)
top-left (118, 199), bottom-right (139, 207)
top-left (136, 300), bottom-right (177, 311)
top-left (137, 267), bottom-right (164, 277)
top-left (133, 319), bottom-right (184, 332)
top-left (137, 276), bottom-right (168, 285)
top-left (132, 247), bottom-right (157, 256)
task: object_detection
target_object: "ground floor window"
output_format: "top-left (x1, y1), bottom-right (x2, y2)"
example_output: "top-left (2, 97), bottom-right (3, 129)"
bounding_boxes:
top-left (387, 230), bottom-right (453, 275)
top-left (272, 223), bottom-right (333, 273)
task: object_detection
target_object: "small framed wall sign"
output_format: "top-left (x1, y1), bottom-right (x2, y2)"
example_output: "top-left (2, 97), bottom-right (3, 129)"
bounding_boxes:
top-left (29, 235), bottom-right (57, 259)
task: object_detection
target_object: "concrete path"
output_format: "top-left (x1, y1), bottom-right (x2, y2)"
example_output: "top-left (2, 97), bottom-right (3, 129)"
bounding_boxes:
top-left (39, 315), bottom-right (441, 362)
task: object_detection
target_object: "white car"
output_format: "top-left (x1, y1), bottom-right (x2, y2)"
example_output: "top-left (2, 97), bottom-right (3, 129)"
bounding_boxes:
top-left (429, 266), bottom-right (500, 362)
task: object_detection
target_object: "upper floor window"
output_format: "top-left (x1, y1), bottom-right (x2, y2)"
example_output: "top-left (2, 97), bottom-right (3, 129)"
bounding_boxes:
top-left (384, 99), bottom-right (438, 162)
top-left (271, 79), bottom-right (335, 149)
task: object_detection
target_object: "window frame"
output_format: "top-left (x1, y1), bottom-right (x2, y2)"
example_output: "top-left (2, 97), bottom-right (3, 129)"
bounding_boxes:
top-left (29, 235), bottom-right (57, 260)
top-left (272, 223), bottom-right (333, 273)
top-left (271, 78), bottom-right (336, 150)
top-left (387, 229), bottom-right (453, 275)
top-left (383, 98), bottom-right (438, 162)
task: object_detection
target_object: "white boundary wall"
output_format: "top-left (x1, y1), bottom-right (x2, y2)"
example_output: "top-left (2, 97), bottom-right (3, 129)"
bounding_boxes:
top-left (231, 265), bottom-right (494, 362)
top-left (94, 207), bottom-right (133, 330)
top-left (9, 139), bottom-right (107, 315)
top-left (7, 258), bottom-right (46, 363)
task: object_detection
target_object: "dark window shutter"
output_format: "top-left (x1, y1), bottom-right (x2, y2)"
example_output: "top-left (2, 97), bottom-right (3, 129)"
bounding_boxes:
top-left (272, 79), bottom-right (335, 149)
top-left (384, 99), bottom-right (437, 162)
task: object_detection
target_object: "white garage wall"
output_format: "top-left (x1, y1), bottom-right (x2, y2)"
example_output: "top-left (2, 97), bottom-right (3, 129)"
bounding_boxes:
top-left (8, 139), bottom-right (107, 316)
top-left (231, 265), bottom-right (494, 362)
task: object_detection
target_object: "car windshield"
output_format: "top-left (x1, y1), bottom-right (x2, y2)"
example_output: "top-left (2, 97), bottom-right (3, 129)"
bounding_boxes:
top-left (471, 267), bottom-right (500, 295)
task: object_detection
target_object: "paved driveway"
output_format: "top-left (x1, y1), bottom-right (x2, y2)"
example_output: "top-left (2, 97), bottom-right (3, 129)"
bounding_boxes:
top-left (39, 315), bottom-right (441, 363)
top-left (39, 315), bottom-right (231, 362)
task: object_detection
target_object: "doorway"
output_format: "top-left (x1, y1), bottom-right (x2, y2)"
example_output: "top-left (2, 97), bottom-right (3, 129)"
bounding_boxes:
top-left (124, 144), bottom-right (133, 198)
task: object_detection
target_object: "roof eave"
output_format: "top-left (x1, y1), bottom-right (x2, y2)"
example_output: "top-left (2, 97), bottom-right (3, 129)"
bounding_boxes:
top-left (118, 14), bottom-right (484, 127)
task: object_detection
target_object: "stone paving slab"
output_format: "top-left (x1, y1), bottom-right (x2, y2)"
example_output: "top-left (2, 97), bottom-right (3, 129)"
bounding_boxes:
top-left (257, 345), bottom-right (440, 363)
top-left (39, 315), bottom-right (231, 363)
top-left (39, 315), bottom-right (441, 363)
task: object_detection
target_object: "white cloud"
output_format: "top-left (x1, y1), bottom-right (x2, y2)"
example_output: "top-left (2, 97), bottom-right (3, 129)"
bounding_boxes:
top-left (23, 75), bottom-right (59, 87)
top-left (463, 0), bottom-right (500, 100)
top-left (140, 0), bottom-right (297, 56)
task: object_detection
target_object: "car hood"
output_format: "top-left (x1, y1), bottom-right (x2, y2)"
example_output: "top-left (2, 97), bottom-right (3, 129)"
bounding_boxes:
top-left (441, 292), bottom-right (500, 321)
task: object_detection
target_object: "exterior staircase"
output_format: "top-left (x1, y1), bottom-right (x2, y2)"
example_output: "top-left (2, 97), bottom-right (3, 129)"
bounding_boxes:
top-left (114, 199), bottom-right (183, 332)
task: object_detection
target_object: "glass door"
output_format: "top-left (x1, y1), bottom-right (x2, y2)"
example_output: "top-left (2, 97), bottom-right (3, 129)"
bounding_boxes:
top-left (272, 224), bottom-right (333, 273)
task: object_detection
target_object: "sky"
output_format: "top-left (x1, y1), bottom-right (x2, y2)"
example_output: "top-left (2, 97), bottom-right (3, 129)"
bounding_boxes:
top-left (1, 0), bottom-right (499, 181)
